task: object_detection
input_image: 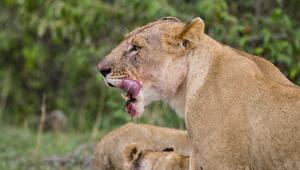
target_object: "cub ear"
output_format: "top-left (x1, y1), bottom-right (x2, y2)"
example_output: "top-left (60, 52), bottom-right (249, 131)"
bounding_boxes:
top-left (178, 17), bottom-right (205, 49)
top-left (123, 143), bottom-right (140, 163)
top-left (162, 147), bottom-right (174, 152)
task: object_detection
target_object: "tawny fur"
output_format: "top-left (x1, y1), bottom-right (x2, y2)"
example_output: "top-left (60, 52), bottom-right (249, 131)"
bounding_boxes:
top-left (92, 123), bottom-right (190, 170)
top-left (123, 143), bottom-right (189, 170)
top-left (98, 17), bottom-right (300, 169)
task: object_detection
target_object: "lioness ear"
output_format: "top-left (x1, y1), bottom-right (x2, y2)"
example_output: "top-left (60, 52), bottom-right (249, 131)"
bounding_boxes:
top-left (178, 17), bottom-right (205, 49)
top-left (123, 143), bottom-right (139, 163)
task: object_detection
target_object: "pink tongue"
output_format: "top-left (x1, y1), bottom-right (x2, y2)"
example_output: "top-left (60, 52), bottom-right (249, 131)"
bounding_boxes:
top-left (120, 79), bottom-right (141, 97)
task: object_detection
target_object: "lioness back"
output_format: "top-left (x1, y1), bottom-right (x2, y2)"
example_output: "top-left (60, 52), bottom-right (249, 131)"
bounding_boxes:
top-left (231, 47), bottom-right (296, 87)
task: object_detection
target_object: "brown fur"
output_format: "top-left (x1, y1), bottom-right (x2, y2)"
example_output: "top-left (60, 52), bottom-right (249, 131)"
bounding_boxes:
top-left (92, 123), bottom-right (190, 170)
top-left (123, 143), bottom-right (189, 170)
top-left (98, 17), bottom-right (300, 169)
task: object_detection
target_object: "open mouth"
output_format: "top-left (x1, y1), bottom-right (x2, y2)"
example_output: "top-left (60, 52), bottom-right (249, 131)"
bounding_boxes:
top-left (120, 78), bottom-right (141, 117)
top-left (106, 77), bottom-right (144, 118)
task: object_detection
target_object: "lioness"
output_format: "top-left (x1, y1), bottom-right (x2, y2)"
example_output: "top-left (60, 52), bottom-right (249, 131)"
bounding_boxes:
top-left (98, 17), bottom-right (300, 169)
top-left (123, 143), bottom-right (189, 170)
top-left (92, 123), bottom-right (190, 170)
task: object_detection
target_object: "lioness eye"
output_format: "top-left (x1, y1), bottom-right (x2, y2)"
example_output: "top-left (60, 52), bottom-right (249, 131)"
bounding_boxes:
top-left (129, 44), bottom-right (140, 53)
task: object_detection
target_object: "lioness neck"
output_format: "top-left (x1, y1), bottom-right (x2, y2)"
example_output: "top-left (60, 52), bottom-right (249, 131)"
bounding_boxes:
top-left (168, 34), bottom-right (223, 118)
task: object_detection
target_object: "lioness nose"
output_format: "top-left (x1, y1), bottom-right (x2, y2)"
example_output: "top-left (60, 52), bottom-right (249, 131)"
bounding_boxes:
top-left (100, 67), bottom-right (111, 77)
top-left (98, 62), bottom-right (111, 77)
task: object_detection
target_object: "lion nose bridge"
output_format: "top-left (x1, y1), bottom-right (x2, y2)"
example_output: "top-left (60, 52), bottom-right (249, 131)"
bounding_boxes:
top-left (97, 59), bottom-right (112, 77)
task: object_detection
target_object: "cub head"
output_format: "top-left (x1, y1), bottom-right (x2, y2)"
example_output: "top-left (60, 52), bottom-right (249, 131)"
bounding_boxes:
top-left (97, 17), bottom-right (205, 117)
top-left (123, 143), bottom-right (189, 170)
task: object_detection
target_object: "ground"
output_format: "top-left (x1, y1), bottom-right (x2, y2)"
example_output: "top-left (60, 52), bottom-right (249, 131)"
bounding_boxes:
top-left (0, 125), bottom-right (102, 170)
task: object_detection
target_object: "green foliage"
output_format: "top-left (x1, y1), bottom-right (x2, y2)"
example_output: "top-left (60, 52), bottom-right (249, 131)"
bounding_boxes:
top-left (0, 0), bottom-right (299, 130)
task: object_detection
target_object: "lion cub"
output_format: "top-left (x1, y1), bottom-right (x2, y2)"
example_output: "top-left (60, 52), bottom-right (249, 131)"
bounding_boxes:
top-left (123, 144), bottom-right (189, 170)
top-left (92, 123), bottom-right (190, 170)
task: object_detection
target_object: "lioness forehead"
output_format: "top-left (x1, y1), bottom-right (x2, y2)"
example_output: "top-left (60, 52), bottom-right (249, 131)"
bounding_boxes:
top-left (124, 18), bottom-right (184, 39)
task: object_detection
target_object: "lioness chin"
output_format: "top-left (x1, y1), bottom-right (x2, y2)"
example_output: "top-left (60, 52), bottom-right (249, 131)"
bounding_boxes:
top-left (98, 17), bottom-right (300, 169)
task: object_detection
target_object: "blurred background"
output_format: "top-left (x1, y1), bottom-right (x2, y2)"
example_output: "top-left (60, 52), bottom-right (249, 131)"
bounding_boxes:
top-left (1, 0), bottom-right (300, 169)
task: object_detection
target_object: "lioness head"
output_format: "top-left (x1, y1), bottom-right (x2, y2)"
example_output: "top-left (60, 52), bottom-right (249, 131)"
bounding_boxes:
top-left (98, 17), bottom-right (205, 117)
top-left (123, 143), bottom-right (189, 170)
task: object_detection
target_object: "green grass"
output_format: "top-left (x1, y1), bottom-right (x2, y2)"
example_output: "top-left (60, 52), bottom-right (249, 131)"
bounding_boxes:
top-left (0, 125), bottom-right (102, 170)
